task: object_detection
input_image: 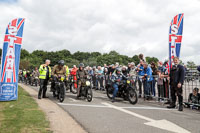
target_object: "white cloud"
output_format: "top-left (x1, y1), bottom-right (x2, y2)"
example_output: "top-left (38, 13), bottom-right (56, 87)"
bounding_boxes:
top-left (0, 0), bottom-right (200, 64)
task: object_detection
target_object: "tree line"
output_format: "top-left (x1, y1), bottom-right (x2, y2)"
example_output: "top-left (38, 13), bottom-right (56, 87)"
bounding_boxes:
top-left (17, 49), bottom-right (160, 70)
top-left (0, 48), bottom-right (197, 70)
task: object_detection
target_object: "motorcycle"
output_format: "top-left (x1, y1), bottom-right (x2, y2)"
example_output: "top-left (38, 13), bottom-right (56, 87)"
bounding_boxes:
top-left (65, 76), bottom-right (77, 94)
top-left (25, 75), bottom-right (31, 85)
top-left (18, 75), bottom-right (23, 83)
top-left (53, 76), bottom-right (66, 102)
top-left (106, 78), bottom-right (138, 105)
top-left (78, 78), bottom-right (93, 102)
top-left (31, 76), bottom-right (39, 86)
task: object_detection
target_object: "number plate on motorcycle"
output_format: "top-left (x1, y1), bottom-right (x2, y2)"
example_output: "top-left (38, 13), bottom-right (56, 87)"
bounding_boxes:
top-left (127, 80), bottom-right (130, 84)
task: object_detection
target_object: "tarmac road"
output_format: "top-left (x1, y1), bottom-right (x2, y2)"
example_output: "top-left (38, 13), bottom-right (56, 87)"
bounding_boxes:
top-left (29, 84), bottom-right (200, 133)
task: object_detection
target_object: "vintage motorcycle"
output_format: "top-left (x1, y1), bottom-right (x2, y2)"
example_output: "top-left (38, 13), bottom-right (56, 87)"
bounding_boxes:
top-left (106, 78), bottom-right (138, 105)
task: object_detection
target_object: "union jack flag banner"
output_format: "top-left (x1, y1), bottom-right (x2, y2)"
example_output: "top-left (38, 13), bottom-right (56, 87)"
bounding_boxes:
top-left (0, 18), bottom-right (25, 101)
top-left (169, 13), bottom-right (184, 68)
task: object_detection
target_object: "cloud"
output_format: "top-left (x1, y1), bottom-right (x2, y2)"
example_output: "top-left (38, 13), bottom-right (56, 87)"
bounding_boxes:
top-left (0, 0), bottom-right (200, 64)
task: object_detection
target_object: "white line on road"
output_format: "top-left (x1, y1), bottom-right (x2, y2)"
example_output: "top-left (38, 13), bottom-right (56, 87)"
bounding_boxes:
top-left (58, 103), bottom-right (108, 108)
top-left (102, 102), bottom-right (191, 133)
top-left (57, 103), bottom-right (173, 111)
top-left (68, 98), bottom-right (78, 102)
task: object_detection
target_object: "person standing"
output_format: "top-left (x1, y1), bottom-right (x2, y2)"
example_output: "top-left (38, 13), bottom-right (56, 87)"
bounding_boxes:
top-left (167, 57), bottom-right (185, 111)
top-left (38, 59), bottom-right (51, 99)
top-left (142, 62), bottom-right (153, 100)
top-left (136, 60), bottom-right (144, 98)
top-left (151, 62), bottom-right (157, 97)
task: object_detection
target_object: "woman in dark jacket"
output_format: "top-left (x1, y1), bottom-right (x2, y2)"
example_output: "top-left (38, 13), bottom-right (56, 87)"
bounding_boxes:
top-left (151, 62), bottom-right (157, 97)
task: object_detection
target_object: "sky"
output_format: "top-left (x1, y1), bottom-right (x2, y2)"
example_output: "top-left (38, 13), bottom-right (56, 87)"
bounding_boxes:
top-left (0, 0), bottom-right (200, 64)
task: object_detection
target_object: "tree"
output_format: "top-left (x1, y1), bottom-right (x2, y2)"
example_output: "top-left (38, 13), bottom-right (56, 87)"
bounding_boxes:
top-left (20, 49), bottom-right (30, 59)
top-left (145, 56), bottom-right (159, 64)
top-left (132, 55), bottom-right (140, 65)
top-left (187, 61), bottom-right (196, 68)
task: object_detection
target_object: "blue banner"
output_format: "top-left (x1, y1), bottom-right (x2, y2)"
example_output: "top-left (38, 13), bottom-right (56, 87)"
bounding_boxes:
top-left (0, 18), bottom-right (25, 101)
top-left (169, 13), bottom-right (184, 68)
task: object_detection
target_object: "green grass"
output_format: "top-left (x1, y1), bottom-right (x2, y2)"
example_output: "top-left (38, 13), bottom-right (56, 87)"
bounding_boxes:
top-left (0, 86), bottom-right (52, 133)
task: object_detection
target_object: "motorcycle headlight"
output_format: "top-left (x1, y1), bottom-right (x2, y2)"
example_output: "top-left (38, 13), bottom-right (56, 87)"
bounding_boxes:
top-left (61, 77), bottom-right (65, 81)
top-left (127, 80), bottom-right (130, 84)
top-left (86, 81), bottom-right (90, 86)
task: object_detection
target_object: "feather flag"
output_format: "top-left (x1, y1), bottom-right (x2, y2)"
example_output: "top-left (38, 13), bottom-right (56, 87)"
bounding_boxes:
top-left (0, 18), bottom-right (25, 101)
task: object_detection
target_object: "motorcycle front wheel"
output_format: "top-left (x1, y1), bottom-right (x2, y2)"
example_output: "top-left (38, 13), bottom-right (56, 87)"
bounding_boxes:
top-left (86, 87), bottom-right (93, 102)
top-left (59, 85), bottom-right (65, 102)
top-left (70, 83), bottom-right (77, 94)
top-left (128, 87), bottom-right (138, 105)
top-left (106, 85), bottom-right (113, 99)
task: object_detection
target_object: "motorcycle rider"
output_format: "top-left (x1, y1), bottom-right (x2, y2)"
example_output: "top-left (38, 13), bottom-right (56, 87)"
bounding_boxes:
top-left (76, 63), bottom-right (88, 98)
top-left (111, 68), bottom-right (127, 102)
top-left (71, 65), bottom-right (78, 89)
top-left (31, 67), bottom-right (40, 85)
top-left (51, 60), bottom-right (66, 97)
top-left (22, 69), bottom-right (27, 82)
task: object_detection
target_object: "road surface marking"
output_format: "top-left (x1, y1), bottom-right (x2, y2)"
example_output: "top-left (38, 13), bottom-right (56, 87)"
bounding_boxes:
top-left (57, 103), bottom-right (173, 111)
top-left (68, 98), bottom-right (78, 102)
top-left (58, 103), bottom-right (108, 108)
top-left (102, 102), bottom-right (191, 133)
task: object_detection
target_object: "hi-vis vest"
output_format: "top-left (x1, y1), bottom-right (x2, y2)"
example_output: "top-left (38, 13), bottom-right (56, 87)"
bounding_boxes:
top-left (65, 65), bottom-right (70, 77)
top-left (39, 65), bottom-right (51, 79)
top-left (23, 71), bottom-right (26, 76)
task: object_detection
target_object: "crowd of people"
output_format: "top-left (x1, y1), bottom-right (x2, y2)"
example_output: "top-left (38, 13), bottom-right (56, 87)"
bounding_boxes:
top-left (19, 54), bottom-right (200, 111)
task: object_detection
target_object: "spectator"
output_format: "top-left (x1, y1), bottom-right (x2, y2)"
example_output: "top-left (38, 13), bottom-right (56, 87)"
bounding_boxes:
top-left (151, 62), bottom-right (157, 97)
top-left (188, 88), bottom-right (200, 104)
top-left (92, 66), bottom-right (97, 89)
top-left (136, 60), bottom-right (144, 98)
top-left (142, 62), bottom-right (153, 100)
top-left (139, 54), bottom-right (145, 62)
top-left (97, 66), bottom-right (104, 90)
top-left (157, 70), bottom-right (164, 101)
top-left (122, 66), bottom-right (128, 76)
top-left (129, 62), bottom-right (137, 77)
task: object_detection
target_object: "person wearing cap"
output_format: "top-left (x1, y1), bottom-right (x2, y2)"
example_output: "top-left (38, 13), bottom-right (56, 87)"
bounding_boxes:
top-left (51, 60), bottom-right (66, 98)
top-left (76, 63), bottom-right (88, 98)
top-left (38, 59), bottom-right (51, 99)
top-left (111, 68), bottom-right (127, 102)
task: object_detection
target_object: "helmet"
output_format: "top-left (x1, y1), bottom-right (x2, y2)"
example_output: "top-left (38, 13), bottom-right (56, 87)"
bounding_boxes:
top-left (58, 60), bottom-right (65, 66)
top-left (79, 63), bottom-right (84, 68)
top-left (116, 68), bottom-right (121, 72)
top-left (193, 87), bottom-right (199, 92)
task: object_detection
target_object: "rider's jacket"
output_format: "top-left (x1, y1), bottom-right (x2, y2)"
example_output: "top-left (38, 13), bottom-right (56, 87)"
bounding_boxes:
top-left (111, 72), bottom-right (126, 85)
top-left (52, 65), bottom-right (66, 77)
top-left (76, 68), bottom-right (88, 81)
top-left (32, 70), bottom-right (39, 78)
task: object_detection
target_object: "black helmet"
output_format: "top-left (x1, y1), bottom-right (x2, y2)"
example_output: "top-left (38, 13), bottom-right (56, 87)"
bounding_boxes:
top-left (58, 60), bottom-right (65, 66)
top-left (79, 63), bottom-right (84, 68)
top-left (193, 87), bottom-right (199, 92)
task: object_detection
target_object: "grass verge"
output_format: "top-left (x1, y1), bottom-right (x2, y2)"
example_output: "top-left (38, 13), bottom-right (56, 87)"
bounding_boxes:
top-left (0, 86), bottom-right (52, 133)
